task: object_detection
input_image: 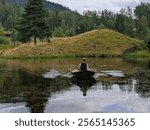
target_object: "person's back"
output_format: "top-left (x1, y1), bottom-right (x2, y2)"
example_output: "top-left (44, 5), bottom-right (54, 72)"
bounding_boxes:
top-left (80, 62), bottom-right (87, 71)
top-left (79, 58), bottom-right (88, 71)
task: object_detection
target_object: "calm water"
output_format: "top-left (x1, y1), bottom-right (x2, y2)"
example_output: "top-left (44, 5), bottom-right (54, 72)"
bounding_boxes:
top-left (0, 58), bottom-right (150, 113)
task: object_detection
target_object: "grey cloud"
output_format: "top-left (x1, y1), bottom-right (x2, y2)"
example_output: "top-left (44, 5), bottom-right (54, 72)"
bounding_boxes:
top-left (48, 0), bottom-right (150, 13)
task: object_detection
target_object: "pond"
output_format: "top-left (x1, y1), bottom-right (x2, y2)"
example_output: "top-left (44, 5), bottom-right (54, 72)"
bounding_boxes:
top-left (0, 58), bottom-right (150, 113)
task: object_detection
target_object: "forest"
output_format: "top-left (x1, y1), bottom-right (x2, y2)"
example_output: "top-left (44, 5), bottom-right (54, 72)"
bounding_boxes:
top-left (0, 0), bottom-right (150, 48)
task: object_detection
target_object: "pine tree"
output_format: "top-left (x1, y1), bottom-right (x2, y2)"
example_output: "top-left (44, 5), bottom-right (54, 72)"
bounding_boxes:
top-left (17, 0), bottom-right (51, 45)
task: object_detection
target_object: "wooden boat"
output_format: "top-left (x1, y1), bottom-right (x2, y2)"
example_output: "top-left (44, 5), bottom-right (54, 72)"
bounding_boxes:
top-left (71, 69), bottom-right (95, 80)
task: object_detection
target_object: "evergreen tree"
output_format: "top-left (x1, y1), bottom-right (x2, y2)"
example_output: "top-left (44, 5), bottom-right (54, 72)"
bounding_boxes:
top-left (114, 14), bottom-right (125, 33)
top-left (17, 0), bottom-right (51, 45)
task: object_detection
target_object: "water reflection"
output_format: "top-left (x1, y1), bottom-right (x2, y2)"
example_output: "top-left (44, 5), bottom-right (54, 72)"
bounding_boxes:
top-left (134, 70), bottom-right (150, 98)
top-left (99, 77), bottom-right (133, 93)
top-left (0, 58), bottom-right (150, 113)
top-left (71, 77), bottom-right (96, 96)
top-left (22, 74), bottom-right (50, 113)
top-left (0, 69), bottom-right (71, 113)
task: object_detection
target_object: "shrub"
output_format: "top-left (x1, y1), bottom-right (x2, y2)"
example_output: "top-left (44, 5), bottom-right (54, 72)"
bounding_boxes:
top-left (0, 36), bottom-right (10, 44)
top-left (53, 27), bottom-right (66, 37)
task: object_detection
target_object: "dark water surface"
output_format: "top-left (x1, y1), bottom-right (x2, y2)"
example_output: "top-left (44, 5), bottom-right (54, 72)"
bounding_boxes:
top-left (0, 58), bottom-right (150, 113)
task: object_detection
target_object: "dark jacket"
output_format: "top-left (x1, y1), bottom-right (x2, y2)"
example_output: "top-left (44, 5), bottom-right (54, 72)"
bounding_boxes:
top-left (79, 62), bottom-right (88, 71)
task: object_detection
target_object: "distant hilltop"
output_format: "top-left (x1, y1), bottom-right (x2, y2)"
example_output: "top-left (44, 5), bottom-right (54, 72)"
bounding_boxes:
top-left (0, 0), bottom-right (71, 12)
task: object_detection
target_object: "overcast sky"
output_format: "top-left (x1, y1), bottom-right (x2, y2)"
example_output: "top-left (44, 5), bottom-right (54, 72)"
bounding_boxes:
top-left (48, 0), bottom-right (150, 14)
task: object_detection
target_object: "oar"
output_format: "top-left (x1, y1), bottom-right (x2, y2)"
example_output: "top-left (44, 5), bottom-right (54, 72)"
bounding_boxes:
top-left (56, 67), bottom-right (77, 78)
top-left (98, 71), bottom-right (112, 77)
top-left (94, 68), bottom-right (112, 77)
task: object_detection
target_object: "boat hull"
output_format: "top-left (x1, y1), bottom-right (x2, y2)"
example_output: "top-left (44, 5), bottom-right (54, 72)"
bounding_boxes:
top-left (71, 69), bottom-right (95, 80)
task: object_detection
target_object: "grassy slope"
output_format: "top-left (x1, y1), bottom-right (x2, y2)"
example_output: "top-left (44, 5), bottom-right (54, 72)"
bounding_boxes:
top-left (1, 29), bottom-right (143, 58)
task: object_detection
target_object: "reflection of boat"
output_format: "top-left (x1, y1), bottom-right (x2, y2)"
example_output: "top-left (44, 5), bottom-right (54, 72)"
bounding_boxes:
top-left (71, 77), bottom-right (96, 96)
top-left (71, 69), bottom-right (95, 80)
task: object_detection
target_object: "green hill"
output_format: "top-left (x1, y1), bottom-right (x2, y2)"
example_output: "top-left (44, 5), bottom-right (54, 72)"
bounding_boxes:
top-left (2, 29), bottom-right (143, 58)
top-left (0, 0), bottom-right (71, 12)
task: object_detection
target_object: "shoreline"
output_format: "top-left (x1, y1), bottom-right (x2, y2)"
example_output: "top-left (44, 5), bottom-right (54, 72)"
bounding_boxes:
top-left (0, 51), bottom-right (150, 60)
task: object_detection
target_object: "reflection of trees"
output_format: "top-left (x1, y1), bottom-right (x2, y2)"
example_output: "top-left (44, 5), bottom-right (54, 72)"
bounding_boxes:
top-left (99, 80), bottom-right (112, 90)
top-left (71, 76), bottom-right (133, 96)
top-left (98, 77), bottom-right (133, 93)
top-left (71, 77), bottom-right (96, 96)
top-left (118, 78), bottom-right (133, 93)
top-left (134, 70), bottom-right (150, 98)
top-left (0, 69), bottom-right (71, 113)
top-left (135, 84), bottom-right (150, 98)
top-left (0, 69), bottom-right (22, 103)
top-left (21, 74), bottom-right (50, 113)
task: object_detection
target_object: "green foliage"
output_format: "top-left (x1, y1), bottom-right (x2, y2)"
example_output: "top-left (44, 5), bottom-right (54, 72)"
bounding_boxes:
top-left (97, 23), bottom-right (106, 29)
top-left (17, 0), bottom-right (51, 45)
top-left (0, 24), bottom-right (4, 35)
top-left (144, 30), bottom-right (150, 50)
top-left (134, 14), bottom-right (149, 39)
top-left (124, 17), bottom-right (135, 37)
top-left (11, 28), bottom-right (18, 42)
top-left (114, 14), bottom-right (125, 33)
top-left (1, 0), bottom-right (71, 12)
top-left (53, 27), bottom-right (66, 37)
top-left (0, 1), bottom-right (23, 30)
top-left (134, 3), bottom-right (150, 41)
top-left (0, 36), bottom-right (9, 44)
top-left (0, 24), bottom-right (9, 44)
top-left (134, 3), bottom-right (150, 27)
top-left (1, 0), bottom-right (150, 47)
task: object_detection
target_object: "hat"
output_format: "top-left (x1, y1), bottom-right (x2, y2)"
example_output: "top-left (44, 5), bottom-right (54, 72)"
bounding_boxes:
top-left (82, 58), bottom-right (86, 61)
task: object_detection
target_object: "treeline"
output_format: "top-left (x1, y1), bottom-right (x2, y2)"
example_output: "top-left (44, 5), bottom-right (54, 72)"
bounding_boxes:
top-left (0, 2), bottom-right (23, 30)
top-left (0, 0), bottom-right (71, 12)
top-left (0, 2), bottom-right (23, 43)
top-left (0, 1), bottom-right (150, 46)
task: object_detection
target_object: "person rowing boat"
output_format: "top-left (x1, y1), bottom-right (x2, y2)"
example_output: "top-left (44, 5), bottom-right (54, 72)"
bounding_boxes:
top-left (78, 58), bottom-right (89, 71)
top-left (70, 58), bottom-right (95, 80)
